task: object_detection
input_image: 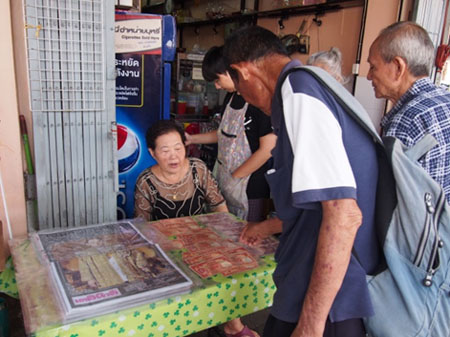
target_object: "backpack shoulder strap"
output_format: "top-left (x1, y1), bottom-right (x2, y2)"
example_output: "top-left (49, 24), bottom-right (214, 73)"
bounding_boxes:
top-left (404, 134), bottom-right (438, 162)
top-left (277, 65), bottom-right (382, 145)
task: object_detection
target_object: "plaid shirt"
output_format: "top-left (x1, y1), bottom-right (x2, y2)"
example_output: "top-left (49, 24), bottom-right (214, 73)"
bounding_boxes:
top-left (381, 77), bottom-right (450, 202)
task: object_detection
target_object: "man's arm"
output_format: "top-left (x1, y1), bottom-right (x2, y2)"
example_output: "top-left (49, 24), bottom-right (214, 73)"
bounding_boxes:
top-left (291, 198), bottom-right (362, 337)
top-left (239, 216), bottom-right (282, 246)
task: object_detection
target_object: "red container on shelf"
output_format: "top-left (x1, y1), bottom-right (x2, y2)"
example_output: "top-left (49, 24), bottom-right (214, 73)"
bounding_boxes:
top-left (178, 101), bottom-right (187, 114)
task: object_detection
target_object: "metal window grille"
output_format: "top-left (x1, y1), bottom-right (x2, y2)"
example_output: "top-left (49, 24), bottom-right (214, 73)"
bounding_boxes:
top-left (414, 0), bottom-right (446, 48)
top-left (23, 0), bottom-right (117, 229)
top-left (413, 0), bottom-right (447, 80)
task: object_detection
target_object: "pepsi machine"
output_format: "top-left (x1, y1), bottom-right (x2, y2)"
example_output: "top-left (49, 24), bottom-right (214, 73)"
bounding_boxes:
top-left (115, 12), bottom-right (176, 219)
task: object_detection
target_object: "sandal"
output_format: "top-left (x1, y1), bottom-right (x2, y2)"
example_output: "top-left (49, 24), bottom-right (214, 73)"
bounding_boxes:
top-left (224, 325), bottom-right (260, 337)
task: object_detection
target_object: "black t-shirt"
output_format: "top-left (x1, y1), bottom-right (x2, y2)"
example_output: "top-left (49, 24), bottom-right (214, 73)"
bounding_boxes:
top-left (223, 93), bottom-right (273, 199)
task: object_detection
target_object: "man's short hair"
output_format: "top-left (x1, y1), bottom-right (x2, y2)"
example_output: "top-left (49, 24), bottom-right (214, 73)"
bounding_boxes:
top-left (375, 21), bottom-right (434, 77)
top-left (223, 25), bottom-right (287, 81)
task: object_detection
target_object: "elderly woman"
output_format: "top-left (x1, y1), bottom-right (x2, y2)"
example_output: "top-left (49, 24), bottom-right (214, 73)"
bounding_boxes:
top-left (281, 35), bottom-right (347, 85)
top-left (306, 47), bottom-right (347, 84)
top-left (134, 119), bottom-right (228, 220)
top-left (135, 120), bottom-right (260, 337)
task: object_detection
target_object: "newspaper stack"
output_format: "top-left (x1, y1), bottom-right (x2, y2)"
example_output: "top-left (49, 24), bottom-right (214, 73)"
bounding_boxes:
top-left (32, 221), bottom-right (193, 322)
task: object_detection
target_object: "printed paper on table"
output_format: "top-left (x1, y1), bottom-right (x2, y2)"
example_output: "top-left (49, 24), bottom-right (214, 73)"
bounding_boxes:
top-left (32, 221), bottom-right (193, 322)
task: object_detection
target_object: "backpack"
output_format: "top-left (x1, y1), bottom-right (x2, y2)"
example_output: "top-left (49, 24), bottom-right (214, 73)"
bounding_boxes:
top-left (279, 66), bottom-right (450, 337)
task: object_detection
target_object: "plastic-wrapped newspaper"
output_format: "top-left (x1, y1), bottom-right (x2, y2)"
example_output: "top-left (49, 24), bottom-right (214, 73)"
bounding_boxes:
top-left (30, 220), bottom-right (193, 323)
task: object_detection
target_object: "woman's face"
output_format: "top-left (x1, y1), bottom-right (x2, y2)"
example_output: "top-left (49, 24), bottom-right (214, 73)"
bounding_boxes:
top-left (214, 72), bottom-right (236, 92)
top-left (150, 131), bottom-right (186, 174)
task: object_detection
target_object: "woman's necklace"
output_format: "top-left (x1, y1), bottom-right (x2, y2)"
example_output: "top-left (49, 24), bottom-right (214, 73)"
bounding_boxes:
top-left (170, 185), bottom-right (188, 201)
top-left (152, 161), bottom-right (190, 201)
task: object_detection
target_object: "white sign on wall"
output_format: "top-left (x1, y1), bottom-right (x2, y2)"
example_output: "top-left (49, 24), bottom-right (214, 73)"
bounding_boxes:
top-left (115, 18), bottom-right (162, 54)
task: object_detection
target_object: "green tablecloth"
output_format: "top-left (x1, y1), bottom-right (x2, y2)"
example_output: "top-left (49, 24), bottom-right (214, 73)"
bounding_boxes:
top-left (11, 238), bottom-right (276, 337)
top-left (0, 257), bottom-right (18, 298)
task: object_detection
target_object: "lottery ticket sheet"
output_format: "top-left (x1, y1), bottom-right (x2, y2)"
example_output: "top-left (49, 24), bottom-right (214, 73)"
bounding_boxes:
top-left (145, 213), bottom-right (279, 279)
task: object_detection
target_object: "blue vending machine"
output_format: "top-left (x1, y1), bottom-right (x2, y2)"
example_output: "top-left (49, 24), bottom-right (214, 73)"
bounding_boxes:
top-left (115, 12), bottom-right (176, 219)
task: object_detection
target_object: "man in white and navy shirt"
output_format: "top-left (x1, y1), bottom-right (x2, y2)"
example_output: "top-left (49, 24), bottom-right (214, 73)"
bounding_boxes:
top-left (224, 26), bottom-right (382, 337)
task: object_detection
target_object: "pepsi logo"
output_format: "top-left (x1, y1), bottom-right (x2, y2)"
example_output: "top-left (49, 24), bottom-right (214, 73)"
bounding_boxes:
top-left (117, 124), bottom-right (140, 173)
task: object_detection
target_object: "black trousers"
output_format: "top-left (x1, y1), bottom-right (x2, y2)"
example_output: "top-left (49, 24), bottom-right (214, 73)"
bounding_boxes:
top-left (263, 314), bottom-right (367, 337)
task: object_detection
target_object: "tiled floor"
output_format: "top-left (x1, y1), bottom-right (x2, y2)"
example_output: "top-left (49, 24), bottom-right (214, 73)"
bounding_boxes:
top-left (1, 293), bottom-right (270, 337)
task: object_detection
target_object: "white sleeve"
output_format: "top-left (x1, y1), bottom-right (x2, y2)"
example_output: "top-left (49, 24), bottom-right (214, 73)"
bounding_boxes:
top-left (281, 81), bottom-right (356, 198)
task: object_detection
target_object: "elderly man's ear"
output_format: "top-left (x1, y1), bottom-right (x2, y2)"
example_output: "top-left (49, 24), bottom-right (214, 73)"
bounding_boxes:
top-left (230, 63), bottom-right (252, 81)
top-left (392, 56), bottom-right (408, 80)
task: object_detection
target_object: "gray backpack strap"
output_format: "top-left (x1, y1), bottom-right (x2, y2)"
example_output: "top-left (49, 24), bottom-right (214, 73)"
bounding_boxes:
top-left (286, 66), bottom-right (382, 145)
top-left (404, 134), bottom-right (438, 162)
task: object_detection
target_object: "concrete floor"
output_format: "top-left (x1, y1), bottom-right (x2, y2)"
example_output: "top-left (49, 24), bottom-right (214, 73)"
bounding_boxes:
top-left (2, 293), bottom-right (270, 337)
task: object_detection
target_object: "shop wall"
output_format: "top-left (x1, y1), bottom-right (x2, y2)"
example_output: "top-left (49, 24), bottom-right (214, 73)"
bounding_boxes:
top-left (178, 4), bottom-right (363, 81)
top-left (0, 0), bottom-right (27, 267)
top-left (257, 7), bottom-right (363, 78)
top-left (179, 0), bottom-right (413, 77)
top-left (179, 25), bottom-right (227, 52)
top-left (177, 0), bottom-right (253, 52)
top-left (353, 0), bottom-right (412, 131)
top-left (359, 0), bottom-right (405, 76)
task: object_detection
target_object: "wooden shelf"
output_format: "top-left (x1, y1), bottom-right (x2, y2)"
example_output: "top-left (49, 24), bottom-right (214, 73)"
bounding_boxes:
top-left (177, 0), bottom-right (364, 28)
top-left (257, 0), bottom-right (364, 18)
top-left (177, 12), bottom-right (257, 28)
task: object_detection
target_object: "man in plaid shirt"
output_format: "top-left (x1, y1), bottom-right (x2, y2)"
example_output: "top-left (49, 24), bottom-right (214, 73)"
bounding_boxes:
top-left (368, 21), bottom-right (450, 202)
